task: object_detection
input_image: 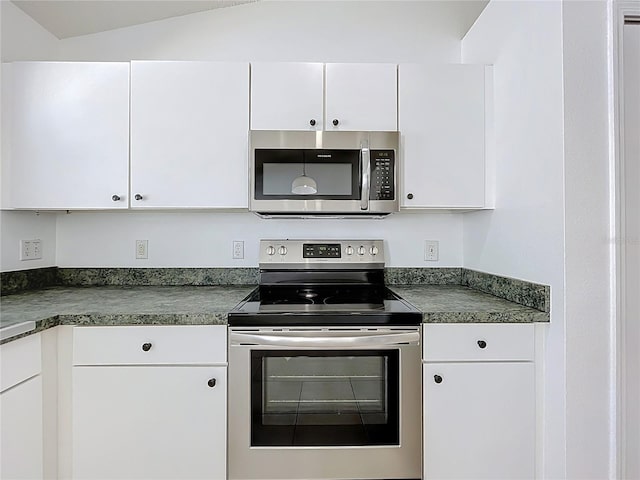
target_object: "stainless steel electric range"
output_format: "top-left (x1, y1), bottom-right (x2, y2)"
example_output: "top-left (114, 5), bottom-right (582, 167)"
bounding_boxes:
top-left (228, 240), bottom-right (422, 480)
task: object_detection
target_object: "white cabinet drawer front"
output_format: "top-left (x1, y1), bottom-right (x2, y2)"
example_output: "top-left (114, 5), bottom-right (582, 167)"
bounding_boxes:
top-left (423, 323), bottom-right (534, 361)
top-left (0, 333), bottom-right (42, 392)
top-left (73, 326), bottom-right (226, 365)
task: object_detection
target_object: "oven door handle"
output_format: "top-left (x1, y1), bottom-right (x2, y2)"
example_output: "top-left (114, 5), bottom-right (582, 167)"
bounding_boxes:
top-left (230, 331), bottom-right (420, 348)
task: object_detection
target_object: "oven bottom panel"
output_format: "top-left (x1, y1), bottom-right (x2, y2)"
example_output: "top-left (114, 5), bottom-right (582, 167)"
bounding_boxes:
top-left (227, 447), bottom-right (422, 480)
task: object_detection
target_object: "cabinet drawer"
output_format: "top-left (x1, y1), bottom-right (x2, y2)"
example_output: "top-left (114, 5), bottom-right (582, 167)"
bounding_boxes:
top-left (0, 333), bottom-right (42, 392)
top-left (423, 324), bottom-right (534, 362)
top-left (73, 326), bottom-right (226, 366)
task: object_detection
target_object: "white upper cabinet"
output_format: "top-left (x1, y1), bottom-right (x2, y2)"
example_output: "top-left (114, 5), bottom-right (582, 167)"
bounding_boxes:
top-left (6, 62), bottom-right (130, 209)
top-left (250, 62), bottom-right (397, 131)
top-left (250, 62), bottom-right (324, 131)
top-left (399, 64), bottom-right (490, 208)
top-left (130, 61), bottom-right (249, 208)
top-left (325, 63), bottom-right (397, 131)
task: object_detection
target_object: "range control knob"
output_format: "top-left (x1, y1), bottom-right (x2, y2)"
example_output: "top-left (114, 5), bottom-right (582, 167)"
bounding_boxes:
top-left (370, 246), bottom-right (379, 256)
top-left (278, 246), bottom-right (288, 256)
top-left (345, 246), bottom-right (354, 256)
top-left (357, 246), bottom-right (366, 256)
top-left (266, 246), bottom-right (276, 256)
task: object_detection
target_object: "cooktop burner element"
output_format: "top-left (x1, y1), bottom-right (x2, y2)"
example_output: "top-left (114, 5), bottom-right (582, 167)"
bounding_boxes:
top-left (228, 239), bottom-right (421, 326)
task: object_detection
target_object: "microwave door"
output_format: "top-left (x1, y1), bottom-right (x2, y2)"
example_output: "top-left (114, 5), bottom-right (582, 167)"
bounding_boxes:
top-left (361, 141), bottom-right (370, 211)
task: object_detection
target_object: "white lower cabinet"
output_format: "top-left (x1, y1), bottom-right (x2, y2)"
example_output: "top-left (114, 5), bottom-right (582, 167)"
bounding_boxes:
top-left (71, 326), bottom-right (227, 480)
top-left (422, 324), bottom-right (535, 480)
top-left (0, 334), bottom-right (44, 480)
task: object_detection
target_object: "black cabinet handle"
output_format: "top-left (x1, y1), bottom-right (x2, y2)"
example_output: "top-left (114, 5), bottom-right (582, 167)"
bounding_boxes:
top-left (309, 119), bottom-right (316, 126)
top-left (332, 119), bottom-right (339, 126)
top-left (142, 343), bottom-right (152, 352)
top-left (434, 375), bottom-right (443, 384)
top-left (112, 195), bottom-right (121, 202)
top-left (208, 378), bottom-right (217, 388)
top-left (134, 194), bottom-right (143, 201)
top-left (477, 340), bottom-right (487, 349)
top-left (407, 193), bottom-right (414, 200)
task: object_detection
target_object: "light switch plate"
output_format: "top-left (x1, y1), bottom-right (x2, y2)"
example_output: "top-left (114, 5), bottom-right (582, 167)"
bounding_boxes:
top-left (425, 240), bottom-right (439, 261)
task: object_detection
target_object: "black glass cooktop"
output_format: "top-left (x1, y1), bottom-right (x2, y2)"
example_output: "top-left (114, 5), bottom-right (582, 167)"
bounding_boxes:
top-left (228, 285), bottom-right (422, 326)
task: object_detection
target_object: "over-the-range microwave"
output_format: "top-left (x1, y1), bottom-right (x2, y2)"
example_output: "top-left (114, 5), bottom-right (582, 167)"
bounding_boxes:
top-left (249, 130), bottom-right (399, 217)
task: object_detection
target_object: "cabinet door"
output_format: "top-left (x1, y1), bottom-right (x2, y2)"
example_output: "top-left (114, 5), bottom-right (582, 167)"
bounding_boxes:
top-left (8, 62), bottom-right (130, 209)
top-left (423, 362), bottom-right (535, 479)
top-left (399, 64), bottom-right (487, 208)
top-left (131, 61), bottom-right (249, 208)
top-left (325, 63), bottom-right (397, 131)
top-left (0, 375), bottom-right (44, 480)
top-left (250, 62), bottom-right (323, 131)
top-left (73, 366), bottom-right (226, 480)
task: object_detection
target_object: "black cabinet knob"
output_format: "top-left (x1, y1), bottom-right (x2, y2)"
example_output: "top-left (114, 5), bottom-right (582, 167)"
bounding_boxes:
top-left (407, 193), bottom-right (414, 200)
top-left (111, 195), bottom-right (121, 201)
top-left (134, 194), bottom-right (143, 201)
top-left (309, 119), bottom-right (316, 126)
top-left (207, 378), bottom-right (217, 388)
top-left (477, 340), bottom-right (487, 349)
top-left (434, 375), bottom-right (443, 384)
top-left (142, 343), bottom-right (152, 352)
top-left (332, 119), bottom-right (339, 126)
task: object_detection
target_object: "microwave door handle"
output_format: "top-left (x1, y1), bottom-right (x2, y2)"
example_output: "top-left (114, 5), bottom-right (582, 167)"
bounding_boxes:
top-left (361, 143), bottom-right (371, 210)
top-left (229, 331), bottom-right (420, 348)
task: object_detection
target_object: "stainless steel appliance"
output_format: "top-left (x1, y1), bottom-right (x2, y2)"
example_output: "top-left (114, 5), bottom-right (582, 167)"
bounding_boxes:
top-left (228, 240), bottom-right (422, 480)
top-left (249, 131), bottom-right (400, 217)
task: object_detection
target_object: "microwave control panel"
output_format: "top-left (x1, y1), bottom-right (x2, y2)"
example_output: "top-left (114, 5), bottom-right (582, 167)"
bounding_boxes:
top-left (370, 150), bottom-right (395, 200)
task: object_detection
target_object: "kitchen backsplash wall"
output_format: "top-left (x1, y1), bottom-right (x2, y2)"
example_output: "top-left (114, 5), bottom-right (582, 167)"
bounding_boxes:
top-left (54, 211), bottom-right (463, 268)
top-left (0, 211), bottom-right (57, 271)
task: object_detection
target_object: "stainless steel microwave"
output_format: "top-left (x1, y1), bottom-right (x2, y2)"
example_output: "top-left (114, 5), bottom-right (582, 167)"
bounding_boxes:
top-left (249, 130), bottom-right (400, 217)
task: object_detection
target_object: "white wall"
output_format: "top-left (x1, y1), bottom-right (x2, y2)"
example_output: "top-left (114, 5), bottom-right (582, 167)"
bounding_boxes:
top-left (562, 1), bottom-right (613, 478)
top-left (0, 211), bottom-right (57, 271)
top-left (461, 2), bottom-right (566, 478)
top-left (0, 1), bottom-right (59, 61)
top-left (55, 211), bottom-right (462, 267)
top-left (56, 1), bottom-right (479, 63)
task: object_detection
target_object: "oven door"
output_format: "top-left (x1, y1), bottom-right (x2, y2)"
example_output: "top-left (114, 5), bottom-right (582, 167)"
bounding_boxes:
top-left (228, 327), bottom-right (422, 480)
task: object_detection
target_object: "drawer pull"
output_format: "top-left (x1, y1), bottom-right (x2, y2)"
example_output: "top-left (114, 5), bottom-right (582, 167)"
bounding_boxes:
top-left (141, 343), bottom-right (152, 352)
top-left (477, 340), bottom-right (487, 349)
top-left (434, 375), bottom-right (443, 384)
top-left (207, 378), bottom-right (217, 388)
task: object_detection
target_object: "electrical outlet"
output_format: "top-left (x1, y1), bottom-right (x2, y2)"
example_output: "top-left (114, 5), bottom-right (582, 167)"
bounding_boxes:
top-left (425, 240), bottom-right (439, 261)
top-left (136, 240), bottom-right (148, 259)
top-left (20, 239), bottom-right (42, 261)
top-left (233, 240), bottom-right (244, 259)
top-left (31, 240), bottom-right (42, 259)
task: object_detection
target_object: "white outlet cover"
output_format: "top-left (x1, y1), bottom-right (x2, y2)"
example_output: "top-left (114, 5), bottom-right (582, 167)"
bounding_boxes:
top-left (136, 240), bottom-right (148, 259)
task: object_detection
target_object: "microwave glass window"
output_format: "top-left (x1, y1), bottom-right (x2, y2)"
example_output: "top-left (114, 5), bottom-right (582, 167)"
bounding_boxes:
top-left (262, 163), bottom-right (353, 196)
top-left (254, 149), bottom-right (361, 200)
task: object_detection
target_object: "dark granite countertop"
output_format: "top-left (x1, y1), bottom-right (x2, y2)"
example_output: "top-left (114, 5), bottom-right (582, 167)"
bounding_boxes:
top-left (390, 285), bottom-right (549, 323)
top-left (0, 283), bottom-right (549, 343)
top-left (0, 286), bottom-right (255, 343)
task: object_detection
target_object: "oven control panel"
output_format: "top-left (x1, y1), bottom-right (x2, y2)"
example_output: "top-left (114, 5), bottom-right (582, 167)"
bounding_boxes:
top-left (260, 239), bottom-right (385, 268)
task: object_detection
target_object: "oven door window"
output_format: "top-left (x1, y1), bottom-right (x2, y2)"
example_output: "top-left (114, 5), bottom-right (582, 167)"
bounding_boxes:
top-left (254, 149), bottom-right (361, 200)
top-left (250, 350), bottom-right (399, 447)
